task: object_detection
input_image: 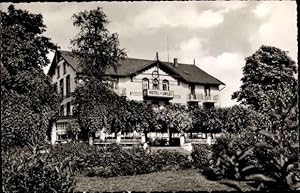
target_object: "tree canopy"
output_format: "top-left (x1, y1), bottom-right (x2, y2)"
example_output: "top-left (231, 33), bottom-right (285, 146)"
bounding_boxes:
top-left (232, 45), bottom-right (297, 115)
top-left (1, 5), bottom-right (60, 149)
top-left (71, 7), bottom-right (126, 79)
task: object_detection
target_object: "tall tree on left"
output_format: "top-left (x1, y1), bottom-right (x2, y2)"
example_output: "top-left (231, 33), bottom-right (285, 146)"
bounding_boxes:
top-left (1, 5), bottom-right (60, 150)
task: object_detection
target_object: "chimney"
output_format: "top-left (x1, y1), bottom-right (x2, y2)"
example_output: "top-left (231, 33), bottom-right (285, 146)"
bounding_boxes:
top-left (173, 58), bottom-right (178, 66)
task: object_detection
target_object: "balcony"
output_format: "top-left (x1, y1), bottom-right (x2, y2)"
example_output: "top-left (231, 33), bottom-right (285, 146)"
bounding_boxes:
top-left (204, 95), bottom-right (219, 102)
top-left (188, 94), bottom-right (219, 102)
top-left (143, 89), bottom-right (174, 100)
top-left (187, 93), bottom-right (204, 101)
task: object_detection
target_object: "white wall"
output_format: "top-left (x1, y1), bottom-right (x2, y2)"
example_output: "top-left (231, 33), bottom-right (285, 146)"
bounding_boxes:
top-left (118, 66), bottom-right (192, 105)
top-left (50, 58), bottom-right (77, 115)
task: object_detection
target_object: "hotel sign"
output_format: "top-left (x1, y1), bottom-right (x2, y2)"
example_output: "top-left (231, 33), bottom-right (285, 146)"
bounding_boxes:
top-left (143, 89), bottom-right (174, 99)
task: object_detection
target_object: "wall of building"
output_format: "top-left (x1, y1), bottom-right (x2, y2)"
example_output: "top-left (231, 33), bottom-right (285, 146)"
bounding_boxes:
top-left (50, 58), bottom-right (77, 116)
top-left (118, 66), bottom-right (192, 105)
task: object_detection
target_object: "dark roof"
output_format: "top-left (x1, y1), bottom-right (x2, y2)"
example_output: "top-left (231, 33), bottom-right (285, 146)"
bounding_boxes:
top-left (48, 50), bottom-right (225, 85)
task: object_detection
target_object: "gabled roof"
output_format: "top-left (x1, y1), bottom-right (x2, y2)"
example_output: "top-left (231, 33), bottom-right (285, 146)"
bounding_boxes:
top-left (48, 50), bottom-right (225, 85)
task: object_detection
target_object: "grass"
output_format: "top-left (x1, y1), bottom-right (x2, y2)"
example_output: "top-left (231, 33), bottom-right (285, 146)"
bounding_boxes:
top-left (75, 169), bottom-right (252, 192)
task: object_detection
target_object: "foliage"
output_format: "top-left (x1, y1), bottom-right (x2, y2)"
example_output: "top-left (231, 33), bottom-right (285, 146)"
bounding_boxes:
top-left (156, 104), bottom-right (192, 134)
top-left (1, 5), bottom-right (60, 150)
top-left (191, 144), bottom-right (212, 170)
top-left (71, 7), bottom-right (128, 140)
top-left (71, 7), bottom-right (126, 79)
top-left (73, 78), bottom-right (159, 141)
top-left (217, 96), bottom-right (299, 191)
top-left (109, 100), bottom-right (159, 136)
top-left (72, 78), bottom-right (121, 140)
top-left (190, 105), bottom-right (271, 134)
top-left (66, 119), bottom-right (81, 141)
top-left (191, 107), bottom-right (222, 133)
top-left (51, 143), bottom-right (192, 178)
top-left (2, 146), bottom-right (75, 193)
top-left (218, 105), bottom-right (271, 133)
top-left (232, 45), bottom-right (297, 115)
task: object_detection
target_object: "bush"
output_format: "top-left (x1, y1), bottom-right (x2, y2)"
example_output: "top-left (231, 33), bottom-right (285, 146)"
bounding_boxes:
top-left (208, 131), bottom-right (259, 180)
top-left (2, 146), bottom-right (75, 193)
top-left (191, 144), bottom-right (211, 170)
top-left (51, 143), bottom-right (192, 178)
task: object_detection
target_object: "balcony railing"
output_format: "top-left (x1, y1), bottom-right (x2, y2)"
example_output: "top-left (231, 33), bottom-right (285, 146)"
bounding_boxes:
top-left (188, 94), bottom-right (219, 102)
top-left (187, 93), bottom-right (204, 101)
top-left (143, 89), bottom-right (174, 99)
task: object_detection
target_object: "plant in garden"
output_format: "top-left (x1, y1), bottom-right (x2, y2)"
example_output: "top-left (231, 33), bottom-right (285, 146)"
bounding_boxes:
top-left (2, 145), bottom-right (75, 193)
top-left (1, 5), bottom-right (60, 150)
top-left (219, 95), bottom-right (299, 191)
top-left (50, 143), bottom-right (192, 178)
top-left (191, 144), bottom-right (212, 171)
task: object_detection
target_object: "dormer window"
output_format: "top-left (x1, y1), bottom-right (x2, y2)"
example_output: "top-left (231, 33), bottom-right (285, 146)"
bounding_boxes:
top-left (142, 78), bottom-right (149, 90)
top-left (162, 79), bottom-right (169, 91)
top-left (152, 79), bottom-right (159, 90)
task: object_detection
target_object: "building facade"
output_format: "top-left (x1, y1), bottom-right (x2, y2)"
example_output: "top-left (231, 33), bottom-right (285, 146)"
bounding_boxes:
top-left (47, 50), bottom-right (225, 144)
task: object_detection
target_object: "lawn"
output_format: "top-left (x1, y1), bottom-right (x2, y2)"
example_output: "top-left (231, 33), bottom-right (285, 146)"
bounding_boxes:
top-left (75, 169), bottom-right (252, 192)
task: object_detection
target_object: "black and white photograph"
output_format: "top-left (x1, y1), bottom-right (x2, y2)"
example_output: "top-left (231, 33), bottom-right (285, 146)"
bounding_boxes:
top-left (1, 1), bottom-right (298, 192)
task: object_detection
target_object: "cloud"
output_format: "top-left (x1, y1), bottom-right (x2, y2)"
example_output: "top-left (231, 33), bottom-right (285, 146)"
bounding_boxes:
top-left (162, 36), bottom-right (245, 107)
top-left (196, 52), bottom-right (245, 107)
top-left (131, 5), bottom-right (224, 31)
top-left (249, 1), bottom-right (297, 62)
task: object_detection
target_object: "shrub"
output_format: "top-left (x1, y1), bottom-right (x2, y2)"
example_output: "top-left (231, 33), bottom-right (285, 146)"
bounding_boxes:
top-left (51, 143), bottom-right (192, 178)
top-left (208, 130), bottom-right (260, 180)
top-left (2, 146), bottom-right (75, 193)
top-left (191, 144), bottom-right (211, 170)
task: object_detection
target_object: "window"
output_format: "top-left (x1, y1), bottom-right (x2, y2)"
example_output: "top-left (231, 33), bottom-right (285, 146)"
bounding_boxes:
top-left (152, 79), bottom-right (159, 90)
top-left (60, 105), bottom-right (64, 116)
top-left (203, 102), bottom-right (214, 109)
top-left (142, 78), bottom-right (149, 90)
top-left (190, 85), bottom-right (195, 95)
top-left (66, 102), bottom-right (71, 116)
top-left (204, 85), bottom-right (211, 96)
top-left (57, 66), bottom-right (60, 78)
top-left (59, 79), bottom-right (64, 96)
top-left (63, 62), bottom-right (66, 74)
top-left (66, 75), bottom-right (70, 97)
top-left (162, 80), bottom-right (169, 91)
top-left (177, 80), bottom-right (180, 86)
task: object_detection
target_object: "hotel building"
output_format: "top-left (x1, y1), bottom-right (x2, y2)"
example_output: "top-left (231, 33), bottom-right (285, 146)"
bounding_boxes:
top-left (47, 50), bottom-right (225, 144)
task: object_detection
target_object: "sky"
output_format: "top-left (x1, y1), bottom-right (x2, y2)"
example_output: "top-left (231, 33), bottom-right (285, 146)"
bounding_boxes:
top-left (0, 1), bottom-right (298, 107)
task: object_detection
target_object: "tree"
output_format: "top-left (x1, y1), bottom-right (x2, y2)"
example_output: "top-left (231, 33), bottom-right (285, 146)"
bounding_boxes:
top-left (156, 104), bottom-right (192, 144)
top-left (232, 45), bottom-right (297, 115)
top-left (71, 7), bottom-right (127, 142)
top-left (1, 5), bottom-right (60, 150)
top-left (72, 78), bottom-right (120, 141)
top-left (191, 107), bottom-right (222, 135)
top-left (71, 7), bottom-right (126, 79)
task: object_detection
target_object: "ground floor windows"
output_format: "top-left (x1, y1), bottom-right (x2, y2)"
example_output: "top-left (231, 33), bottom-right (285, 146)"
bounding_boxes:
top-left (203, 102), bottom-right (214, 109)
